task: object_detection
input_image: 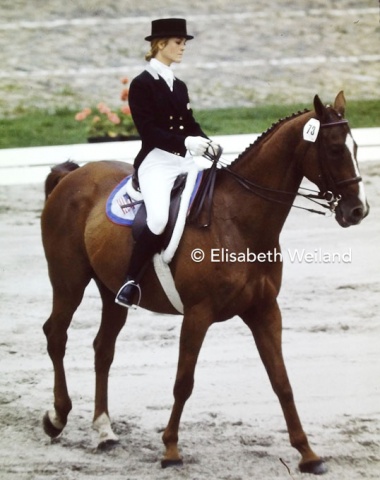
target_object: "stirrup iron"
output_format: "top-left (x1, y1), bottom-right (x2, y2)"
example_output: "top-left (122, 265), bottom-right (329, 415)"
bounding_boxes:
top-left (115, 280), bottom-right (142, 309)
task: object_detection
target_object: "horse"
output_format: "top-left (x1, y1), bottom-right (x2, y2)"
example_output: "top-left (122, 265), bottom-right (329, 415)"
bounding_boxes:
top-left (41, 92), bottom-right (369, 475)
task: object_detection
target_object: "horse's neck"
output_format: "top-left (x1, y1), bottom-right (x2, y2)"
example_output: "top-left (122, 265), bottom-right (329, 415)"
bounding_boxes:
top-left (239, 118), bottom-right (307, 190)
top-left (218, 115), bottom-right (310, 242)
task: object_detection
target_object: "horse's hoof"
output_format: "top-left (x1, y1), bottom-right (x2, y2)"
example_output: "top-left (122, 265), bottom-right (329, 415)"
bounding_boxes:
top-left (299, 459), bottom-right (328, 475)
top-left (161, 458), bottom-right (183, 469)
top-left (97, 439), bottom-right (119, 451)
top-left (43, 411), bottom-right (64, 438)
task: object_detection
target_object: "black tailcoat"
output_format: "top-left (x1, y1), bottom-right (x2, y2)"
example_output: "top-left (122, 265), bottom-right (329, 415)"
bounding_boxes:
top-left (129, 66), bottom-right (208, 171)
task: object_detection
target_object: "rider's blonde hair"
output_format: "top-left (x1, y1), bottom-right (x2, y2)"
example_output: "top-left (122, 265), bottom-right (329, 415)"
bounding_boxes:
top-left (145, 38), bottom-right (169, 61)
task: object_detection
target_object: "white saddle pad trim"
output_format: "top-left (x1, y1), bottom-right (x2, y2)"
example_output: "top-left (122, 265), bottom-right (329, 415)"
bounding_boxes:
top-left (153, 253), bottom-right (184, 314)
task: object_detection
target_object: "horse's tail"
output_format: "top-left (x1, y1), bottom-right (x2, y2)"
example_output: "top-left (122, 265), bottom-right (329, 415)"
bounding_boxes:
top-left (44, 160), bottom-right (80, 200)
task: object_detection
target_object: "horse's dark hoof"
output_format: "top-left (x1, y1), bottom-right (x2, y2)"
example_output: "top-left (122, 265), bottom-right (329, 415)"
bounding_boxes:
top-left (43, 411), bottom-right (64, 439)
top-left (97, 439), bottom-right (119, 451)
top-left (299, 459), bottom-right (328, 475)
top-left (161, 458), bottom-right (183, 469)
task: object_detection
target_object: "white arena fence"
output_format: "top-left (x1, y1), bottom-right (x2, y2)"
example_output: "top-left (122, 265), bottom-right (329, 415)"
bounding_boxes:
top-left (0, 129), bottom-right (379, 186)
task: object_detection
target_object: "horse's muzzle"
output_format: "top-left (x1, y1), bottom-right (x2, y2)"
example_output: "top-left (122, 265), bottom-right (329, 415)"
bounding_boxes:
top-left (335, 198), bottom-right (369, 227)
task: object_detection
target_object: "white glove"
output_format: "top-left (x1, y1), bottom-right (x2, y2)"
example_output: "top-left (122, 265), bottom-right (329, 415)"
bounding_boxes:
top-left (206, 141), bottom-right (222, 156)
top-left (184, 136), bottom-right (210, 156)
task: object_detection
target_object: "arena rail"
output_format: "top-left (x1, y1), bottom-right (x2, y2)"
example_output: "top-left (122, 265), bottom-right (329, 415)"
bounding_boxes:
top-left (0, 129), bottom-right (379, 186)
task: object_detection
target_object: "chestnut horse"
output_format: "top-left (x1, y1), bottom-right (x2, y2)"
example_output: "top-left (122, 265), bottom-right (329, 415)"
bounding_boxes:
top-left (41, 92), bottom-right (368, 474)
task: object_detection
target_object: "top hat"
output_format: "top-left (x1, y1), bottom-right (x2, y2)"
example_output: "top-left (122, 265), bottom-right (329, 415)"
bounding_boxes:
top-left (145, 18), bottom-right (194, 41)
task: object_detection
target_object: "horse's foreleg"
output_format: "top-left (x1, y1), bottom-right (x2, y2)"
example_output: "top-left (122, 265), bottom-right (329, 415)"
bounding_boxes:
top-left (161, 308), bottom-right (211, 468)
top-left (92, 282), bottom-right (128, 449)
top-left (241, 304), bottom-right (327, 475)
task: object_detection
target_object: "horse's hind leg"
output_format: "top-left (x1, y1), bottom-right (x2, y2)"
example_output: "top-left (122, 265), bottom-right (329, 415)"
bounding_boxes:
top-left (241, 303), bottom-right (327, 475)
top-left (42, 270), bottom-right (91, 439)
top-left (92, 280), bottom-right (128, 449)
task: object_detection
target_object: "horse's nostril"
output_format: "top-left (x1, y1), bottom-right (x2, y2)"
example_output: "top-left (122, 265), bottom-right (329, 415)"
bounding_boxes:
top-left (351, 207), bottom-right (363, 220)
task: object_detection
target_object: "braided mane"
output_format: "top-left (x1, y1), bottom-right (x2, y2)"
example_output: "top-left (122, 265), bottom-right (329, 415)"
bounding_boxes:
top-left (233, 109), bottom-right (310, 164)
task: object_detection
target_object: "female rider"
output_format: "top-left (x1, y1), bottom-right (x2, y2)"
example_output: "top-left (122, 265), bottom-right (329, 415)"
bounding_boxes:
top-left (116, 18), bottom-right (219, 308)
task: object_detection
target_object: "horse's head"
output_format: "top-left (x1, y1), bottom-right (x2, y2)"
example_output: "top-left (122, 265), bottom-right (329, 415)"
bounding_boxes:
top-left (303, 91), bottom-right (369, 227)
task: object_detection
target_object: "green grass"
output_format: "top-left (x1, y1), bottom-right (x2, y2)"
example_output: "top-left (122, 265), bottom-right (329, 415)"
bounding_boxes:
top-left (0, 99), bottom-right (379, 149)
top-left (0, 108), bottom-right (85, 148)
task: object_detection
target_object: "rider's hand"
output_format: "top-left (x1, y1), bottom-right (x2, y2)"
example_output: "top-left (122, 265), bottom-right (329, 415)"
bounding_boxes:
top-left (184, 136), bottom-right (210, 156)
top-left (206, 141), bottom-right (221, 156)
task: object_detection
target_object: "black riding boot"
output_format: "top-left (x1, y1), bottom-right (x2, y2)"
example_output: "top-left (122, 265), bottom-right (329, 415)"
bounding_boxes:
top-left (115, 225), bottom-right (162, 308)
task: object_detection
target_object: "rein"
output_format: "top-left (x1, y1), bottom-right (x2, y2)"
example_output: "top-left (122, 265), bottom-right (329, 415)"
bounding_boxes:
top-left (222, 167), bottom-right (330, 215)
top-left (188, 143), bottom-right (223, 227)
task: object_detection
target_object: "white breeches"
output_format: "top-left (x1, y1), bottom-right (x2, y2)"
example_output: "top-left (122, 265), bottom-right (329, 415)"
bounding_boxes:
top-left (138, 148), bottom-right (198, 235)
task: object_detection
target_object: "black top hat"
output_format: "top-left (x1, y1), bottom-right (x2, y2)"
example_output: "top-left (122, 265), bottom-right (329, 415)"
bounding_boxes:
top-left (145, 18), bottom-right (194, 41)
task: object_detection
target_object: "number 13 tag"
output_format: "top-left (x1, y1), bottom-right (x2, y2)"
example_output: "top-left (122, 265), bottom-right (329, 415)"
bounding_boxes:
top-left (303, 118), bottom-right (320, 142)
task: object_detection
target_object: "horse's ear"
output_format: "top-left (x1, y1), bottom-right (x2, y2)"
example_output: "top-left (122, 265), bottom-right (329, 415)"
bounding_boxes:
top-left (313, 94), bottom-right (325, 119)
top-left (333, 90), bottom-right (346, 117)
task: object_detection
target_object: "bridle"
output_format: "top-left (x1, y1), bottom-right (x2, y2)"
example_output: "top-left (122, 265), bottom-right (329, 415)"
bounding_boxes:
top-left (316, 119), bottom-right (362, 195)
top-left (198, 118), bottom-right (363, 224)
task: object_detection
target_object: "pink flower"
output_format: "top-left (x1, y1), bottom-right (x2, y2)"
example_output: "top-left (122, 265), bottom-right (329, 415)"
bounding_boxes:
top-left (75, 112), bottom-right (85, 121)
top-left (107, 112), bottom-right (121, 124)
top-left (74, 75), bottom-right (138, 138)
top-left (121, 105), bottom-right (131, 115)
top-left (75, 108), bottom-right (92, 121)
top-left (97, 102), bottom-right (111, 114)
top-left (121, 88), bottom-right (129, 101)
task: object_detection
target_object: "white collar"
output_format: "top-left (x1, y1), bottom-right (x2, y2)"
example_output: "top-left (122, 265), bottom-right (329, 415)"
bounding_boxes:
top-left (149, 59), bottom-right (175, 91)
